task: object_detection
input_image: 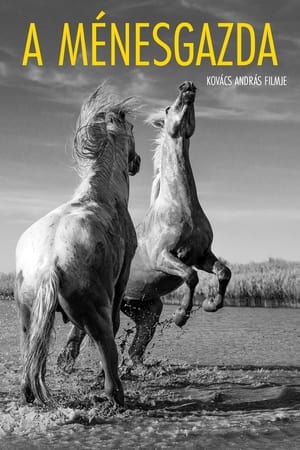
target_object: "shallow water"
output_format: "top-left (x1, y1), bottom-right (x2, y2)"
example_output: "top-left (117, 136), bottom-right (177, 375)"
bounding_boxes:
top-left (1, 301), bottom-right (300, 449)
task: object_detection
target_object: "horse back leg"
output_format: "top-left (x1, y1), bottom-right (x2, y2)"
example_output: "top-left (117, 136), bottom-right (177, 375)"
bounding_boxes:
top-left (81, 301), bottom-right (124, 406)
top-left (57, 259), bottom-right (132, 374)
top-left (121, 296), bottom-right (163, 364)
top-left (197, 250), bottom-right (231, 312)
top-left (155, 249), bottom-right (199, 327)
top-left (17, 301), bottom-right (31, 356)
top-left (15, 273), bottom-right (29, 357)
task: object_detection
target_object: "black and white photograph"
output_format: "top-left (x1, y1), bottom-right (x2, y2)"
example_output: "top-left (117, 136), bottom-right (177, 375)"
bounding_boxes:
top-left (0, 1), bottom-right (299, 448)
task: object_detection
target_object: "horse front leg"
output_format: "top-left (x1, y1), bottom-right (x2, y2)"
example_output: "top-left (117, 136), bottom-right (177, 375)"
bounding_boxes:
top-left (155, 249), bottom-right (199, 327)
top-left (83, 304), bottom-right (124, 407)
top-left (197, 250), bottom-right (231, 312)
top-left (121, 296), bottom-right (163, 364)
top-left (57, 326), bottom-right (86, 373)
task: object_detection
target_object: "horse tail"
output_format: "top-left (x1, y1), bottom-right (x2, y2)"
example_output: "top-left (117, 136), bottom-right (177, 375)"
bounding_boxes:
top-left (24, 267), bottom-right (60, 404)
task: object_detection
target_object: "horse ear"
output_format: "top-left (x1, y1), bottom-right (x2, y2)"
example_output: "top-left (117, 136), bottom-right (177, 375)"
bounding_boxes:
top-left (150, 117), bottom-right (165, 128)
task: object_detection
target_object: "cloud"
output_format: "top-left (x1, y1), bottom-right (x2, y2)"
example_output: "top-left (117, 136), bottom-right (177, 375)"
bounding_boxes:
top-left (0, 46), bottom-right (99, 106)
top-left (2, 61), bottom-right (167, 111)
top-left (0, 191), bottom-right (62, 219)
top-left (196, 84), bottom-right (300, 122)
top-left (0, 61), bottom-right (8, 78)
top-left (179, 0), bottom-right (256, 22)
top-left (196, 104), bottom-right (300, 122)
top-left (126, 70), bottom-right (166, 106)
top-left (211, 208), bottom-right (300, 223)
top-left (19, 65), bottom-right (99, 107)
top-left (25, 65), bottom-right (91, 88)
top-left (119, 69), bottom-right (172, 117)
top-left (125, 69), bottom-right (154, 96)
top-left (0, 46), bottom-right (21, 85)
top-left (114, 0), bottom-right (161, 12)
top-left (0, 45), bottom-right (17, 59)
top-left (0, 159), bottom-right (76, 220)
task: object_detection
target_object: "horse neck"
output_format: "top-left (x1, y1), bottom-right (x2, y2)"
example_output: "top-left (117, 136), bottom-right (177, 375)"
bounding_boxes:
top-left (72, 142), bottom-right (130, 205)
top-left (157, 135), bottom-right (200, 206)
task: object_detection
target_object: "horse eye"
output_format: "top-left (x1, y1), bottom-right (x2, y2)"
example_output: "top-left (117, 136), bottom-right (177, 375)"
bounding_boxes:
top-left (119, 111), bottom-right (125, 120)
top-left (165, 107), bottom-right (170, 114)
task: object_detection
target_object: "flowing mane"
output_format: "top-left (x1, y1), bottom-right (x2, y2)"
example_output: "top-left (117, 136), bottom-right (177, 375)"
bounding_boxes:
top-left (145, 110), bottom-right (166, 175)
top-left (145, 110), bottom-right (167, 203)
top-left (73, 83), bottom-right (138, 177)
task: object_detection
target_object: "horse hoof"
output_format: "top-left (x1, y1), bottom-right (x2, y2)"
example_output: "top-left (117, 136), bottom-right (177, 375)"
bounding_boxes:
top-left (173, 307), bottom-right (189, 327)
top-left (21, 385), bottom-right (35, 404)
top-left (202, 298), bottom-right (218, 312)
top-left (203, 297), bottom-right (224, 312)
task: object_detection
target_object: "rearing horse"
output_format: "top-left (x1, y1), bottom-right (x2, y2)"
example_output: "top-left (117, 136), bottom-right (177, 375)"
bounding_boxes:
top-left (58, 81), bottom-right (231, 370)
top-left (122, 81), bottom-right (231, 360)
top-left (15, 83), bottom-right (140, 406)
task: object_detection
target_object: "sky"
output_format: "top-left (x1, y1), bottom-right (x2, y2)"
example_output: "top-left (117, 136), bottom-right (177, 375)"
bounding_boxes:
top-left (0, 0), bottom-right (299, 272)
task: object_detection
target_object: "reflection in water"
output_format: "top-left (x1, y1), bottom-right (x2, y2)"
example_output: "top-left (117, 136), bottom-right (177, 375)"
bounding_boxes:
top-left (0, 302), bottom-right (300, 449)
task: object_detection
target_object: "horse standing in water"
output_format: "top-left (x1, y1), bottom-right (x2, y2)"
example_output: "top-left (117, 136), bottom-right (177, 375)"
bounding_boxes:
top-left (58, 81), bottom-right (231, 371)
top-left (15, 84), bottom-right (140, 406)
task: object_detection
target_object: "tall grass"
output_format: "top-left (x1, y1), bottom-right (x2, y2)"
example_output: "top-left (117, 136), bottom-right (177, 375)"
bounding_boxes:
top-left (225, 258), bottom-right (300, 307)
top-left (1, 259), bottom-right (300, 307)
top-left (0, 272), bottom-right (15, 299)
top-left (164, 259), bottom-right (300, 308)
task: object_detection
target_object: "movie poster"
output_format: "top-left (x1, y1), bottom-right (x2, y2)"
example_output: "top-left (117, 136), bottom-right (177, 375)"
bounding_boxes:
top-left (0, 0), bottom-right (299, 448)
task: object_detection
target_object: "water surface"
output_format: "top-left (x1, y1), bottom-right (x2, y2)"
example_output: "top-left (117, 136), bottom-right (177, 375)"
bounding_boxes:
top-left (1, 301), bottom-right (299, 449)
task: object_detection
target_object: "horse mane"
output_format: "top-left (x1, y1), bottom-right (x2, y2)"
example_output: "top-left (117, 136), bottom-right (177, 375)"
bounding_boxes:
top-left (145, 110), bottom-right (167, 204)
top-left (145, 110), bottom-right (166, 176)
top-left (73, 82), bottom-right (138, 177)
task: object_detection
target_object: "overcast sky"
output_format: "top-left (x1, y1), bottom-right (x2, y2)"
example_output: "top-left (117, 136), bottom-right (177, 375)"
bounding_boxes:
top-left (0, 0), bottom-right (299, 271)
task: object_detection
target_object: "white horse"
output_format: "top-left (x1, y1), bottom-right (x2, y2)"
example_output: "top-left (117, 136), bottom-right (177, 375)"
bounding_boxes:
top-left (15, 83), bottom-right (141, 406)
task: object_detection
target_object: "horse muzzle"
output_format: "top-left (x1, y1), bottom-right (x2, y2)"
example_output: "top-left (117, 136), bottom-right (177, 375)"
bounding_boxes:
top-left (179, 81), bottom-right (197, 105)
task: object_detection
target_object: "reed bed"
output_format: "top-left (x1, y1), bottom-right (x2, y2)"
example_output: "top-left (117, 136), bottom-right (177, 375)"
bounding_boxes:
top-left (1, 259), bottom-right (300, 306)
top-left (0, 272), bottom-right (14, 300)
top-left (164, 259), bottom-right (300, 308)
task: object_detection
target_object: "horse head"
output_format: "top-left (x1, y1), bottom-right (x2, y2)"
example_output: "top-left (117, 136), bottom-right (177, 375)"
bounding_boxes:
top-left (73, 84), bottom-right (141, 177)
top-left (150, 81), bottom-right (196, 139)
top-left (105, 109), bottom-right (141, 176)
